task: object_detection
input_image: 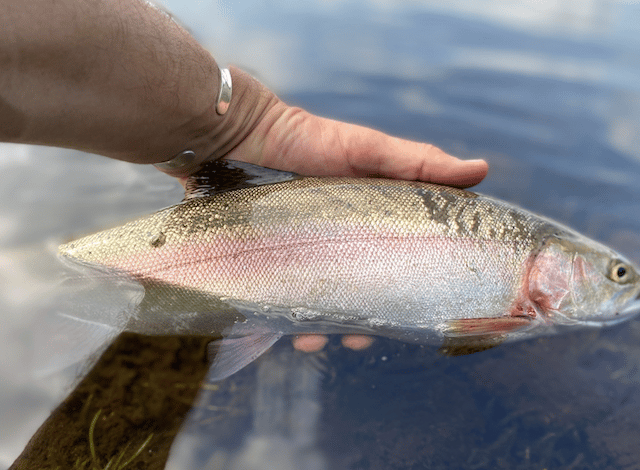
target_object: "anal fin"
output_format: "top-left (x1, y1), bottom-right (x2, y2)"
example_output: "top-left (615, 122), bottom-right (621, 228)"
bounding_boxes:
top-left (206, 331), bottom-right (283, 382)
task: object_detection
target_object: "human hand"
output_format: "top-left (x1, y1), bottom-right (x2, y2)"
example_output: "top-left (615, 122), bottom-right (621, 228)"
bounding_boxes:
top-left (164, 67), bottom-right (488, 189)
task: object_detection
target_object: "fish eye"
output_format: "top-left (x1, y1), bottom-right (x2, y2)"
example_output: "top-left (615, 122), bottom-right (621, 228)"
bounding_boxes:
top-left (609, 261), bottom-right (633, 283)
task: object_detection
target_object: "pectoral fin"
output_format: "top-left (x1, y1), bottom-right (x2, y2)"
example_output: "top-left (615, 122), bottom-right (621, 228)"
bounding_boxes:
top-left (206, 331), bottom-right (283, 381)
top-left (439, 316), bottom-right (532, 357)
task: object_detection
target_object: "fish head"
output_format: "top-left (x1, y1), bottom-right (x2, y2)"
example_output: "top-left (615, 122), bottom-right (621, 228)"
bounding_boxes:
top-left (529, 235), bottom-right (640, 325)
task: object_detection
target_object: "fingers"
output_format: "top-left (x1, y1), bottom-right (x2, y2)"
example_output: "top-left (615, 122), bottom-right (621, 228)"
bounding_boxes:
top-left (292, 334), bottom-right (374, 352)
top-left (334, 120), bottom-right (489, 188)
top-left (259, 110), bottom-right (489, 188)
top-left (292, 334), bottom-right (328, 353)
top-left (341, 335), bottom-right (374, 350)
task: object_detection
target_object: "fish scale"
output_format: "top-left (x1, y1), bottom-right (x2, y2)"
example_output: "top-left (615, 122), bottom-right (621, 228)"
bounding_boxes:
top-left (58, 160), bottom-right (640, 379)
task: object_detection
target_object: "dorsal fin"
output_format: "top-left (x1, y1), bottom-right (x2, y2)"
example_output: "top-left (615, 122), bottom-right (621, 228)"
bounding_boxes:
top-left (184, 159), bottom-right (300, 200)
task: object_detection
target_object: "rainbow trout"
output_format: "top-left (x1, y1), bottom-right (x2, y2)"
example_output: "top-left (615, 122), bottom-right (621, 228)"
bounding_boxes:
top-left (59, 160), bottom-right (640, 379)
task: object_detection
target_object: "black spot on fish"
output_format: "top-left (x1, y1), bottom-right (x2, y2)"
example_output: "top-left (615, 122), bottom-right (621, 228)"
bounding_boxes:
top-left (149, 232), bottom-right (166, 248)
top-left (510, 214), bottom-right (529, 236)
top-left (438, 191), bottom-right (458, 206)
top-left (416, 188), bottom-right (450, 225)
top-left (469, 211), bottom-right (481, 234)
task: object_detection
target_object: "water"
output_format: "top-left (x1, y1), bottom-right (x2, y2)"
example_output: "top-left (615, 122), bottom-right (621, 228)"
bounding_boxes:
top-left (2, 0), bottom-right (640, 468)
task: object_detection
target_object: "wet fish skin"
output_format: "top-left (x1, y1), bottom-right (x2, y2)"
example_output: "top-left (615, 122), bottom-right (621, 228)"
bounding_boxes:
top-left (60, 179), bottom-right (545, 326)
top-left (58, 162), bottom-right (640, 376)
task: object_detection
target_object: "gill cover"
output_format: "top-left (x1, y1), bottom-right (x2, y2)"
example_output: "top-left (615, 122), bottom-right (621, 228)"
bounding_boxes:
top-left (530, 236), bottom-right (640, 324)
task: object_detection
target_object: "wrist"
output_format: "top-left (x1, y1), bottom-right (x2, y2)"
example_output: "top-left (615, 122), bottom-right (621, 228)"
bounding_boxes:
top-left (154, 65), bottom-right (281, 177)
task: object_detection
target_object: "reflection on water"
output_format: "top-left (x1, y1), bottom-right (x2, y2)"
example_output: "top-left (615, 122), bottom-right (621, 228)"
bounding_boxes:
top-left (168, 345), bottom-right (326, 470)
top-left (3, 0), bottom-right (640, 468)
top-left (10, 333), bottom-right (215, 470)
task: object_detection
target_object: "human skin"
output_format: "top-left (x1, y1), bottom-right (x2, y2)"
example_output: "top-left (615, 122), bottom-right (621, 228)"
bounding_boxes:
top-left (0, 0), bottom-right (489, 350)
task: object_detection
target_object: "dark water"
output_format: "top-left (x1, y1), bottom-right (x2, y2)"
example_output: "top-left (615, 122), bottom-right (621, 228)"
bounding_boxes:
top-left (3, 1), bottom-right (640, 469)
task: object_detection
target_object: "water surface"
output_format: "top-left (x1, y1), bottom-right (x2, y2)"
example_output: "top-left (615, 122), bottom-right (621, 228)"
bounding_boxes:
top-left (2, 1), bottom-right (640, 468)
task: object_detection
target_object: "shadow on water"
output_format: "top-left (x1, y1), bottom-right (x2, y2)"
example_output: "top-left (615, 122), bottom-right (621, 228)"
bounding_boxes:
top-left (10, 333), bottom-right (218, 470)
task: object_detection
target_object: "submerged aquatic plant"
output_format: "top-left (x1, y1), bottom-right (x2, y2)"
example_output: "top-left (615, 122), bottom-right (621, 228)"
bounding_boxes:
top-left (60, 409), bottom-right (154, 470)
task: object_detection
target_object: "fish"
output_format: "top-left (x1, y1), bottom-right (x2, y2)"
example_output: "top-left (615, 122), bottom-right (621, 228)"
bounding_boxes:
top-left (57, 159), bottom-right (640, 380)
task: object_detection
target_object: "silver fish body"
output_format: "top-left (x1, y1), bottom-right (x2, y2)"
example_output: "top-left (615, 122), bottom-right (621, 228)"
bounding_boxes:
top-left (58, 164), bottom-right (640, 376)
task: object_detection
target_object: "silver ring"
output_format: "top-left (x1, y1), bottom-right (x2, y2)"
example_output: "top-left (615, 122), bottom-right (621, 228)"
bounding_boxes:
top-left (216, 67), bottom-right (232, 115)
top-left (153, 149), bottom-right (197, 172)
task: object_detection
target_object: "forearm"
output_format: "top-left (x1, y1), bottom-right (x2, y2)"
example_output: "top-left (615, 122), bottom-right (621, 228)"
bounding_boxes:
top-left (0, 0), bottom-right (264, 164)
